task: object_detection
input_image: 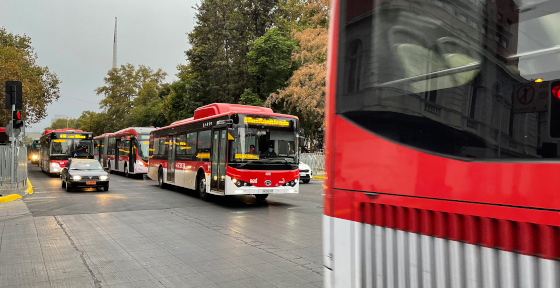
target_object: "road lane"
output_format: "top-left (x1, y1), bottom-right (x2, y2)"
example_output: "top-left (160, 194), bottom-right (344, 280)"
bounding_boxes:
top-left (15, 163), bottom-right (324, 287)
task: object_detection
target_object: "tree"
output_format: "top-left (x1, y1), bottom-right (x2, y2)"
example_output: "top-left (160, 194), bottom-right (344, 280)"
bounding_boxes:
top-left (247, 28), bottom-right (297, 100)
top-left (267, 17), bottom-right (329, 147)
top-left (0, 27), bottom-right (61, 126)
top-left (239, 89), bottom-right (263, 106)
top-left (45, 118), bottom-right (81, 130)
top-left (95, 64), bottom-right (167, 131)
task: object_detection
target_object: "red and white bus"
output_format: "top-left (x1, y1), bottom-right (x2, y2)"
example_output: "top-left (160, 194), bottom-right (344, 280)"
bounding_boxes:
top-left (39, 128), bottom-right (94, 174)
top-left (325, 0), bottom-right (560, 287)
top-left (95, 127), bottom-right (153, 177)
top-left (148, 103), bottom-right (300, 201)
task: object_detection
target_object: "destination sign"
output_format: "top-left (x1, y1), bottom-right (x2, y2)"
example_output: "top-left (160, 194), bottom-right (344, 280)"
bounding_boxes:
top-left (244, 117), bottom-right (290, 127)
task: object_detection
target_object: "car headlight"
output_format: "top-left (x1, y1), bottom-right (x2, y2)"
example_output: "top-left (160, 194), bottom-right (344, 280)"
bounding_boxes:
top-left (99, 175), bottom-right (108, 181)
top-left (72, 175), bottom-right (82, 181)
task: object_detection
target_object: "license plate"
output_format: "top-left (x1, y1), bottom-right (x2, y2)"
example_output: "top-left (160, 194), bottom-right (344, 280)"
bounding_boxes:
top-left (261, 189), bottom-right (274, 194)
top-left (86, 181), bottom-right (96, 185)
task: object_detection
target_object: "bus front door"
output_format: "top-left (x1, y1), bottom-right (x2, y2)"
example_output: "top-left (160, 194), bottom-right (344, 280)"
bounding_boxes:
top-left (211, 129), bottom-right (227, 193)
top-left (167, 134), bottom-right (176, 183)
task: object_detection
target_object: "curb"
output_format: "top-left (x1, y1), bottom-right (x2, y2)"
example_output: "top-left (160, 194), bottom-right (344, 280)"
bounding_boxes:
top-left (25, 178), bottom-right (34, 195)
top-left (313, 176), bottom-right (325, 180)
top-left (0, 178), bottom-right (33, 204)
top-left (0, 194), bottom-right (22, 204)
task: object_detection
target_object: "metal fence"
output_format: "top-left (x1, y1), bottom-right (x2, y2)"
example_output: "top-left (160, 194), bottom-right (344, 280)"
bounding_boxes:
top-left (0, 146), bottom-right (28, 187)
top-left (300, 153), bottom-right (325, 176)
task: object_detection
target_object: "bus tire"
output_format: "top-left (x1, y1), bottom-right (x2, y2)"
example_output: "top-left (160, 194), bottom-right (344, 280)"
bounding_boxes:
top-left (124, 165), bottom-right (130, 178)
top-left (255, 194), bottom-right (268, 201)
top-left (198, 173), bottom-right (209, 201)
top-left (158, 167), bottom-right (165, 188)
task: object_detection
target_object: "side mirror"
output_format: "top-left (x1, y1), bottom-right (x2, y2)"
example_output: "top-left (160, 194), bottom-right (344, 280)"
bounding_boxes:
top-left (298, 136), bottom-right (306, 147)
top-left (231, 114), bottom-right (240, 124)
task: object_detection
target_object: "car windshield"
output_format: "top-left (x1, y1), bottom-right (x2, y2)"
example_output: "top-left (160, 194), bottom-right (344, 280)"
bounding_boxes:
top-left (228, 114), bottom-right (298, 164)
top-left (137, 134), bottom-right (150, 161)
top-left (70, 161), bottom-right (102, 170)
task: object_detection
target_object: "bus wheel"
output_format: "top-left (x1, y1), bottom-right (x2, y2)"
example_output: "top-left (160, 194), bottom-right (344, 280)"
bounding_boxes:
top-left (255, 194), bottom-right (268, 201)
top-left (158, 168), bottom-right (165, 188)
top-left (124, 165), bottom-right (130, 178)
top-left (198, 175), bottom-right (209, 201)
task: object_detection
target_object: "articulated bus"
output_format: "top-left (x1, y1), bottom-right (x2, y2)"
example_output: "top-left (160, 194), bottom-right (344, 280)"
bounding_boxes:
top-left (96, 127), bottom-right (153, 177)
top-left (93, 134), bottom-right (109, 167)
top-left (148, 103), bottom-right (300, 201)
top-left (39, 128), bottom-right (94, 174)
top-left (325, 0), bottom-right (560, 287)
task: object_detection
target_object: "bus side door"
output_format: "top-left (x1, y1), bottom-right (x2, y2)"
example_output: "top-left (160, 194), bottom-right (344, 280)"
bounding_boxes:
top-left (167, 134), bottom-right (176, 183)
top-left (210, 128), bottom-right (227, 193)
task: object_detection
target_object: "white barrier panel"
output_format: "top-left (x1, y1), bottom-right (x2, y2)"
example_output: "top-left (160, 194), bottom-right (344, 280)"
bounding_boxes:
top-left (0, 146), bottom-right (28, 187)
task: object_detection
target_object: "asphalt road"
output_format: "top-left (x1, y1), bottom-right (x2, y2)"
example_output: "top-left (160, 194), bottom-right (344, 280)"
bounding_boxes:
top-left (25, 164), bottom-right (324, 217)
top-left (11, 163), bottom-right (325, 287)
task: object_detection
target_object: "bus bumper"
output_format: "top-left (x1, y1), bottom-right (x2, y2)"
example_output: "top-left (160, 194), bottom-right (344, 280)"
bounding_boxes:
top-left (225, 175), bottom-right (299, 195)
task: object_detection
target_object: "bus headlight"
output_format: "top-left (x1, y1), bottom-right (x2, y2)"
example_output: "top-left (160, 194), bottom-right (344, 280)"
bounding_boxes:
top-left (231, 178), bottom-right (252, 188)
top-left (99, 175), bottom-right (108, 181)
top-left (72, 175), bottom-right (82, 181)
top-left (31, 154), bottom-right (38, 160)
top-left (282, 180), bottom-right (297, 187)
top-left (51, 162), bottom-right (60, 168)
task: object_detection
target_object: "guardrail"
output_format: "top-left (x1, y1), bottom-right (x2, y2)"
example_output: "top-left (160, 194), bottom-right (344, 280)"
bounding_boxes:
top-left (0, 146), bottom-right (28, 187)
top-left (300, 153), bottom-right (325, 177)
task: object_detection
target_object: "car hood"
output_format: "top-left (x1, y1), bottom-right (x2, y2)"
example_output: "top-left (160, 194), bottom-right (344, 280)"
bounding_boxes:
top-left (68, 170), bottom-right (108, 177)
top-left (298, 163), bottom-right (311, 170)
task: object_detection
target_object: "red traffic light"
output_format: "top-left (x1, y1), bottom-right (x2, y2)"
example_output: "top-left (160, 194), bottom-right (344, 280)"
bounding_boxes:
top-left (553, 85), bottom-right (560, 100)
top-left (12, 110), bottom-right (21, 120)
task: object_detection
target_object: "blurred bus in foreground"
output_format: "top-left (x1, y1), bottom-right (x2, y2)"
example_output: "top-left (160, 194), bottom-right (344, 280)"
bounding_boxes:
top-left (324, 0), bottom-right (560, 287)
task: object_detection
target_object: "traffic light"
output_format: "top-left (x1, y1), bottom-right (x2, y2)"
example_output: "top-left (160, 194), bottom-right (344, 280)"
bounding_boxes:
top-left (12, 110), bottom-right (23, 129)
top-left (12, 111), bottom-right (21, 121)
top-left (549, 81), bottom-right (560, 138)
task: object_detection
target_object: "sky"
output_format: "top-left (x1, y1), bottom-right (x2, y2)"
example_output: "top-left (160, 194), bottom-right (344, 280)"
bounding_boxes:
top-left (3, 0), bottom-right (199, 132)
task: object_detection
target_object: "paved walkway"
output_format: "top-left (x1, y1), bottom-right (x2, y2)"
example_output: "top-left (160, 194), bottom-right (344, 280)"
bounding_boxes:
top-left (0, 200), bottom-right (322, 288)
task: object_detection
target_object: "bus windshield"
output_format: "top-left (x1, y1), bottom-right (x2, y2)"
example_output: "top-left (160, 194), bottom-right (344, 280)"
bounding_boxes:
top-left (137, 134), bottom-right (150, 161)
top-left (50, 139), bottom-right (93, 157)
top-left (228, 114), bottom-right (298, 165)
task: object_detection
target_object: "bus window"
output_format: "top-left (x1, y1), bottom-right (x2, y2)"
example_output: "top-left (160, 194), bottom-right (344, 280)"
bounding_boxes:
top-left (176, 134), bottom-right (187, 155)
top-left (186, 132), bottom-right (197, 155)
top-left (197, 130), bottom-right (211, 160)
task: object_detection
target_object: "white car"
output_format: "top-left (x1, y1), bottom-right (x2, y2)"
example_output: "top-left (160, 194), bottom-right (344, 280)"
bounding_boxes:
top-left (299, 162), bottom-right (312, 184)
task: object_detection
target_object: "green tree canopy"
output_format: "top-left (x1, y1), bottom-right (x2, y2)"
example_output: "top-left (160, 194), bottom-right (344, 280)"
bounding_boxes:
top-left (0, 27), bottom-right (61, 126)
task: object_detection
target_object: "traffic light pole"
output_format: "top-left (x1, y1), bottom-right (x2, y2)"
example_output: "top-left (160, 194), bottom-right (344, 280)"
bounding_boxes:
top-left (10, 88), bottom-right (15, 188)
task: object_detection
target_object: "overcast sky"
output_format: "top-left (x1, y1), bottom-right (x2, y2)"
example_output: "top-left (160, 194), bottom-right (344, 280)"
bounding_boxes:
top-left (3, 0), bottom-right (199, 132)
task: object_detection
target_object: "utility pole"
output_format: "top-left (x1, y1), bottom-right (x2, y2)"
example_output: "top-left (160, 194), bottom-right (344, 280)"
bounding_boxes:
top-left (113, 17), bottom-right (117, 69)
top-left (10, 86), bottom-right (15, 187)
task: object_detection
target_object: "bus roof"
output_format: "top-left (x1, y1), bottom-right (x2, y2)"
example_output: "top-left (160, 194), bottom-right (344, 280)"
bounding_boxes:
top-left (42, 128), bottom-right (87, 135)
top-left (157, 103), bottom-right (298, 132)
top-left (96, 127), bottom-right (155, 139)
